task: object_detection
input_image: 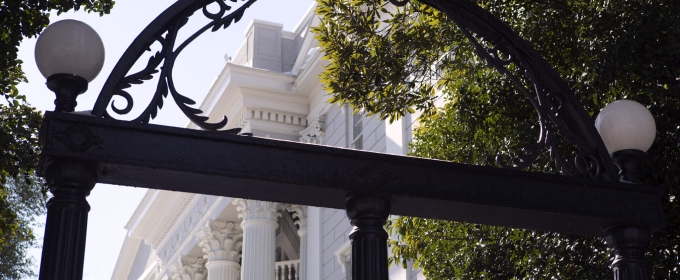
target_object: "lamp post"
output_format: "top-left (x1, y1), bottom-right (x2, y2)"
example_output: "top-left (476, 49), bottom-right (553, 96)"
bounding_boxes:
top-left (35, 19), bottom-right (105, 113)
top-left (34, 19), bottom-right (105, 279)
top-left (595, 100), bottom-right (657, 279)
top-left (32, 1), bottom-right (666, 280)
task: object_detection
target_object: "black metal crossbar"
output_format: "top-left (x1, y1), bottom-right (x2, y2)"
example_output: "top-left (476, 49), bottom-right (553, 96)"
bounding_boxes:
top-left (40, 112), bottom-right (665, 237)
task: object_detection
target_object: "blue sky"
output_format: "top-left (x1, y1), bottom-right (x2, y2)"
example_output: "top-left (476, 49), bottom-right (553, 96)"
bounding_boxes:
top-left (18, 0), bottom-right (315, 278)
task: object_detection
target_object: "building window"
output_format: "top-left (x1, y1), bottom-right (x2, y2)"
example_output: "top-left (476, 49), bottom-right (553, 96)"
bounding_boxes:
top-left (351, 110), bottom-right (363, 150)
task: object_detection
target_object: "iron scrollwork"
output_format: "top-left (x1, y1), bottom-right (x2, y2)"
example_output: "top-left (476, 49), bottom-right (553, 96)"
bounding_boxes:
top-left (89, 0), bottom-right (616, 179)
top-left (91, 0), bottom-right (256, 132)
top-left (419, 0), bottom-right (618, 180)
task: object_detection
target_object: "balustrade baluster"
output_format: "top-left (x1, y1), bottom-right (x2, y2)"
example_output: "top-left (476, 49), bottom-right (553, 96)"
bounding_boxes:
top-left (275, 265), bottom-right (281, 280)
top-left (296, 263), bottom-right (300, 280)
top-left (289, 263), bottom-right (294, 280)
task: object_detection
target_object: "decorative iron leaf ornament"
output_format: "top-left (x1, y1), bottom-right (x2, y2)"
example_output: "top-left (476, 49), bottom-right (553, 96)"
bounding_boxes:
top-left (419, 0), bottom-right (618, 180)
top-left (92, 0), bottom-right (257, 132)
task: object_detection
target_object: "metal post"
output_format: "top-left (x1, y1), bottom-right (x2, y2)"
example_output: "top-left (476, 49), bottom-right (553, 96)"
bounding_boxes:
top-left (606, 149), bottom-right (652, 279)
top-left (345, 195), bottom-right (390, 280)
top-left (39, 160), bottom-right (97, 280)
top-left (604, 226), bottom-right (651, 280)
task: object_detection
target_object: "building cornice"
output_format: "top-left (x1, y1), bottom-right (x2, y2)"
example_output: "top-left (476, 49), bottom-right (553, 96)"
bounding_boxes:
top-left (152, 194), bottom-right (198, 250)
top-left (293, 46), bottom-right (326, 98)
top-left (201, 63), bottom-right (297, 119)
top-left (290, 18), bottom-right (320, 76)
top-left (110, 236), bottom-right (143, 280)
top-left (290, 2), bottom-right (318, 37)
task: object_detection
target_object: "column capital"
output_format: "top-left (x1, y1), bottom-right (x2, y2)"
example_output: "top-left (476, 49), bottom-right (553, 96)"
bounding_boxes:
top-left (286, 204), bottom-right (308, 230)
top-left (235, 199), bottom-right (279, 280)
top-left (232, 199), bottom-right (282, 221)
top-left (346, 195), bottom-right (391, 280)
top-left (171, 256), bottom-right (207, 280)
top-left (197, 220), bottom-right (243, 263)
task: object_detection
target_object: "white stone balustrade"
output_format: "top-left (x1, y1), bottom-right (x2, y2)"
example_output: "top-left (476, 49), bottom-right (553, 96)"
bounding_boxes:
top-left (275, 260), bottom-right (300, 280)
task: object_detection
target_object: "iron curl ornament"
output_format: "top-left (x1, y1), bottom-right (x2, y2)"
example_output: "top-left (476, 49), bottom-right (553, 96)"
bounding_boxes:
top-left (414, 0), bottom-right (618, 180)
top-left (91, 0), bottom-right (258, 133)
top-left (90, 0), bottom-right (617, 180)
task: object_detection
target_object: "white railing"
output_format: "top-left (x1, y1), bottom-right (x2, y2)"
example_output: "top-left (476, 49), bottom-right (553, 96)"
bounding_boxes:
top-left (275, 260), bottom-right (300, 280)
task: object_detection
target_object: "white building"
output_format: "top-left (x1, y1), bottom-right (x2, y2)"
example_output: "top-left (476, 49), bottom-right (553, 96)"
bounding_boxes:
top-left (111, 4), bottom-right (424, 280)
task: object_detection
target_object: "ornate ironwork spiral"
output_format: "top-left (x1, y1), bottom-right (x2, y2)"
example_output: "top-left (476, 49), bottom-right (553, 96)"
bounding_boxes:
top-left (89, 0), bottom-right (616, 179)
top-left (92, 0), bottom-right (257, 132)
top-left (420, 0), bottom-right (618, 180)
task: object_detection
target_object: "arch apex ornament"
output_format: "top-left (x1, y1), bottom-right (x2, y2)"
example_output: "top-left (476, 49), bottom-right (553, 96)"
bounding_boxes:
top-left (91, 0), bottom-right (259, 132)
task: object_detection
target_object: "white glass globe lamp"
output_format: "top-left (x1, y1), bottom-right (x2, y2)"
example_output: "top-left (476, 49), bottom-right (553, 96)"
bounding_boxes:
top-left (34, 19), bottom-right (105, 112)
top-left (595, 100), bottom-right (656, 154)
top-left (594, 100), bottom-right (656, 183)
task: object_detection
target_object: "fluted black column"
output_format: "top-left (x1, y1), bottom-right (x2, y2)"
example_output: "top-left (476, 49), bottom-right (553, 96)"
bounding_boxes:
top-left (604, 226), bottom-right (651, 280)
top-left (40, 160), bottom-right (97, 280)
top-left (345, 195), bottom-right (390, 280)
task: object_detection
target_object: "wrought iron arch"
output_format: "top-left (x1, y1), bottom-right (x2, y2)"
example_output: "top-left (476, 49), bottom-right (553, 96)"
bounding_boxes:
top-left (391, 0), bottom-right (618, 180)
top-left (91, 0), bottom-right (618, 180)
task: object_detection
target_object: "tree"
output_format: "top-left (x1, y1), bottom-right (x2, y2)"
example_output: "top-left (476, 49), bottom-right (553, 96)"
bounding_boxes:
top-left (0, 1), bottom-right (113, 278)
top-left (314, 0), bottom-right (680, 278)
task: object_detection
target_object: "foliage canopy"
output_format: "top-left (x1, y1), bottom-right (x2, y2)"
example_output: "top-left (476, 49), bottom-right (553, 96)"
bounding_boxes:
top-left (314, 0), bottom-right (680, 278)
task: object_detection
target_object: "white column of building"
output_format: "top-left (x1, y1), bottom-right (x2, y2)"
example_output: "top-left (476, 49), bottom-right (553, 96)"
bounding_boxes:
top-left (171, 256), bottom-right (207, 280)
top-left (197, 220), bottom-right (243, 280)
top-left (286, 204), bottom-right (308, 280)
top-left (233, 199), bottom-right (281, 280)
